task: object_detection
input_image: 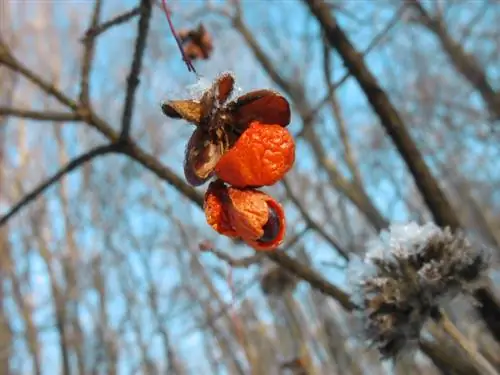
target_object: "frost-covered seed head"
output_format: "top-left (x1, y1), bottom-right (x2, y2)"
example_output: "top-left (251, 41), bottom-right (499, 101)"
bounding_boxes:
top-left (348, 222), bottom-right (492, 359)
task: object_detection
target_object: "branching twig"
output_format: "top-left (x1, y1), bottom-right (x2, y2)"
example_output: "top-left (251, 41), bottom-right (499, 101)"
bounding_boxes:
top-left (201, 226), bottom-right (310, 268)
top-left (322, 34), bottom-right (362, 186)
top-left (203, 248), bottom-right (264, 268)
top-left (82, 6), bottom-right (141, 41)
top-left (300, 3), bottom-right (408, 130)
top-left (0, 143), bottom-right (120, 227)
top-left (0, 107), bottom-right (81, 122)
top-left (120, 0), bottom-right (153, 139)
top-left (282, 178), bottom-right (349, 259)
top-left (80, 0), bottom-right (102, 107)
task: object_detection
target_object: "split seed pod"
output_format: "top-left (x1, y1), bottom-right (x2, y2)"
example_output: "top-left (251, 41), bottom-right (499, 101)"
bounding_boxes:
top-left (204, 180), bottom-right (286, 251)
top-left (161, 72), bottom-right (292, 187)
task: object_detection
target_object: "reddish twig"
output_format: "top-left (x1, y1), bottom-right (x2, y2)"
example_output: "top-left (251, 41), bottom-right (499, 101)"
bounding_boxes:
top-left (161, 0), bottom-right (197, 74)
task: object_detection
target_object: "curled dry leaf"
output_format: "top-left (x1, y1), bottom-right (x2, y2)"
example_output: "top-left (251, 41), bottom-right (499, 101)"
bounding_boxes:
top-left (178, 23), bottom-right (213, 61)
top-left (161, 72), bottom-right (292, 187)
top-left (204, 180), bottom-right (286, 251)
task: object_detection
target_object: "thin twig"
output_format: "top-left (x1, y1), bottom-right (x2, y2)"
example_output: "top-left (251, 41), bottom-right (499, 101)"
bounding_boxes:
top-left (120, 0), bottom-right (153, 139)
top-left (300, 3), bottom-right (408, 130)
top-left (161, 0), bottom-right (197, 74)
top-left (204, 248), bottom-right (264, 268)
top-left (0, 107), bottom-right (81, 122)
top-left (80, 0), bottom-right (102, 106)
top-left (282, 178), bottom-right (349, 259)
top-left (322, 33), bottom-right (363, 186)
top-left (82, 6), bottom-right (141, 41)
top-left (0, 143), bottom-right (120, 227)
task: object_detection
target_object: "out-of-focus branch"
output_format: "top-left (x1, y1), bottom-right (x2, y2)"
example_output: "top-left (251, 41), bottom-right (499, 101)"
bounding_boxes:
top-left (120, 0), bottom-right (153, 139)
top-left (0, 143), bottom-right (119, 227)
top-left (0, 42), bottom-right (78, 111)
top-left (201, 226), bottom-right (310, 269)
top-left (408, 0), bottom-right (500, 121)
top-left (299, 128), bottom-right (390, 232)
top-left (282, 178), bottom-right (349, 259)
top-left (0, 107), bottom-right (81, 122)
top-left (202, 247), bottom-right (264, 268)
top-left (304, 0), bottom-right (500, 346)
top-left (322, 35), bottom-right (362, 186)
top-left (302, 3), bottom-right (408, 129)
top-left (304, 0), bottom-right (462, 231)
top-left (266, 249), bottom-right (353, 310)
top-left (82, 6), bottom-right (140, 41)
top-left (80, 0), bottom-right (102, 107)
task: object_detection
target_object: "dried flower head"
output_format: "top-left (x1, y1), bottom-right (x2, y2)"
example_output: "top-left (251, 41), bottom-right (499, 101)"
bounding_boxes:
top-left (161, 72), bottom-right (291, 186)
top-left (261, 264), bottom-right (298, 296)
top-left (348, 222), bottom-right (492, 359)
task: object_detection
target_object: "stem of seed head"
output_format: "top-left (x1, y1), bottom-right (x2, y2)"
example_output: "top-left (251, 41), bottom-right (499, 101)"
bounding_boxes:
top-left (435, 309), bottom-right (499, 375)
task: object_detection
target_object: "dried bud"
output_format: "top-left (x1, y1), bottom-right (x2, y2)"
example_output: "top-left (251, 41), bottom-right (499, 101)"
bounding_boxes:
top-left (280, 357), bottom-right (308, 375)
top-left (261, 265), bottom-right (298, 296)
top-left (348, 222), bottom-right (492, 359)
top-left (178, 23), bottom-right (213, 61)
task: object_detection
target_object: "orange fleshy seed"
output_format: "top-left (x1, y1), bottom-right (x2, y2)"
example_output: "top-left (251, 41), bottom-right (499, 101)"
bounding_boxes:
top-left (203, 182), bottom-right (286, 251)
top-left (204, 182), bottom-right (238, 238)
top-left (215, 121), bottom-right (295, 188)
top-left (226, 188), bottom-right (270, 241)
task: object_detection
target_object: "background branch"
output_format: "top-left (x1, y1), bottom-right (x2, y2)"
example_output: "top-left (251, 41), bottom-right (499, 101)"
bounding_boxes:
top-left (120, 0), bottom-right (153, 139)
top-left (0, 143), bottom-right (120, 227)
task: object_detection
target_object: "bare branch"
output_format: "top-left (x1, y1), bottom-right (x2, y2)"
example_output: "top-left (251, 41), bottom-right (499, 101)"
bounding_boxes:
top-left (82, 6), bottom-right (140, 41)
top-left (0, 43), bottom-right (78, 111)
top-left (203, 248), bottom-right (264, 268)
top-left (265, 249), bottom-right (353, 310)
top-left (0, 143), bottom-right (119, 227)
top-left (201, 226), bottom-right (310, 269)
top-left (282, 178), bottom-right (350, 259)
top-left (301, 3), bottom-right (408, 130)
top-left (0, 107), bottom-right (81, 122)
top-left (80, 0), bottom-right (103, 107)
top-left (304, 0), bottom-right (462, 230)
top-left (408, 0), bottom-right (500, 121)
top-left (120, 0), bottom-right (153, 139)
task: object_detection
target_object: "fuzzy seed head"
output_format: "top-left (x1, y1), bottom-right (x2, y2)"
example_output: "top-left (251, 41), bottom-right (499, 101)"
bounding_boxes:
top-left (348, 222), bottom-right (492, 359)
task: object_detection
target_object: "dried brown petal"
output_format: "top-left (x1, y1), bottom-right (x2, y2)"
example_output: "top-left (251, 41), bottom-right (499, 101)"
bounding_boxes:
top-left (161, 100), bottom-right (202, 124)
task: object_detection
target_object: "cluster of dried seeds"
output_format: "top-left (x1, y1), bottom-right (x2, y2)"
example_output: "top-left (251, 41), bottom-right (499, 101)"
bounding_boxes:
top-left (162, 72), bottom-right (295, 250)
